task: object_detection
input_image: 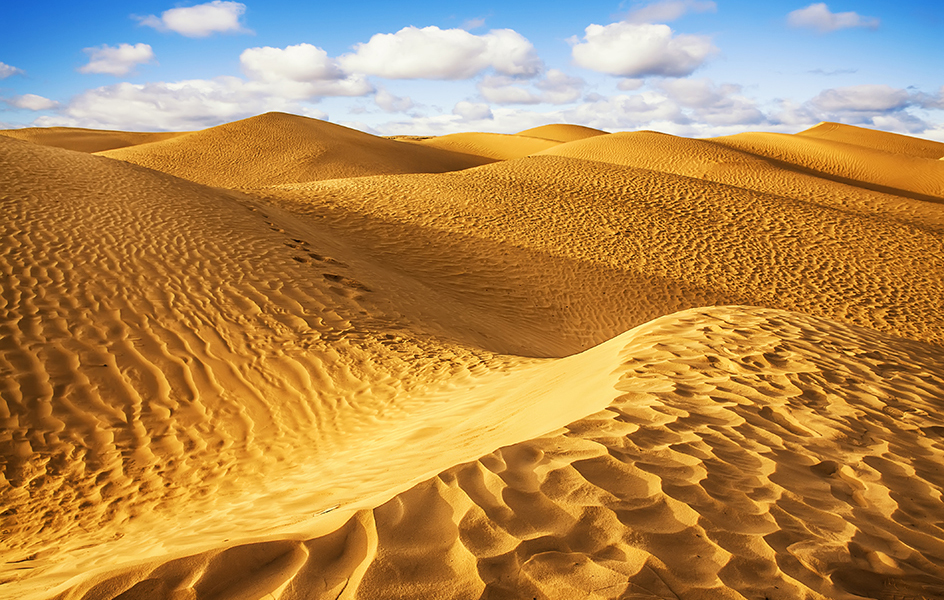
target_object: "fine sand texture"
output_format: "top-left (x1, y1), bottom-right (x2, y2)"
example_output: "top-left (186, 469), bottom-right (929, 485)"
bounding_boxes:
top-left (0, 127), bottom-right (186, 154)
top-left (2, 117), bottom-right (943, 600)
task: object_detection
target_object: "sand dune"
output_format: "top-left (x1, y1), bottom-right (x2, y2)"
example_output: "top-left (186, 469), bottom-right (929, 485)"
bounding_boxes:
top-left (0, 127), bottom-right (185, 153)
top-left (406, 132), bottom-right (561, 160)
top-left (798, 121), bottom-right (944, 159)
top-left (711, 127), bottom-right (944, 202)
top-left (2, 116), bottom-right (944, 600)
top-left (517, 123), bottom-right (609, 143)
top-left (99, 112), bottom-right (493, 188)
top-left (48, 305), bottom-right (944, 600)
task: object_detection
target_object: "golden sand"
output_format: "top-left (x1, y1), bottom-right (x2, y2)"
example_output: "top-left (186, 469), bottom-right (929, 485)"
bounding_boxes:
top-left (1, 115), bottom-right (943, 600)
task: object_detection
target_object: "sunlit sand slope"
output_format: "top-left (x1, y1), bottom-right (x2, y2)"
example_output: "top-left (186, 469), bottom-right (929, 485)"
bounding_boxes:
top-left (99, 112), bottom-right (493, 188)
top-left (407, 132), bottom-right (560, 160)
top-left (711, 127), bottom-right (944, 202)
top-left (517, 123), bottom-right (609, 143)
top-left (0, 127), bottom-right (185, 153)
top-left (50, 306), bottom-right (944, 600)
top-left (267, 153), bottom-right (944, 346)
top-left (798, 121), bottom-right (944, 159)
top-left (537, 130), bottom-right (944, 230)
top-left (0, 134), bottom-right (643, 598)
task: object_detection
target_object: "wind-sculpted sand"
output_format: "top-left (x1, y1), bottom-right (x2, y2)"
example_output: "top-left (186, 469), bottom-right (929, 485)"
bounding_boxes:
top-left (1, 115), bottom-right (943, 600)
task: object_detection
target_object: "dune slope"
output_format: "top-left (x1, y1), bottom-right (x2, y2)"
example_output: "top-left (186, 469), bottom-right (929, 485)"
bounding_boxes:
top-left (99, 112), bottom-right (494, 188)
top-left (517, 123), bottom-right (609, 143)
top-left (0, 127), bottom-right (185, 153)
top-left (798, 121), bottom-right (944, 159)
top-left (47, 306), bottom-right (944, 600)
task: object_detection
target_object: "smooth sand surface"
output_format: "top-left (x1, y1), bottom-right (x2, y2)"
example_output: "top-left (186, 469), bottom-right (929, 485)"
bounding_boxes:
top-left (0, 127), bottom-right (186, 154)
top-left (2, 118), bottom-right (943, 600)
top-left (517, 123), bottom-right (609, 143)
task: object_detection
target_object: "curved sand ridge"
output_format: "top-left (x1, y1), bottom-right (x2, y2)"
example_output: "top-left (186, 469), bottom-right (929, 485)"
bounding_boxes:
top-left (44, 306), bottom-right (944, 600)
top-left (710, 127), bottom-right (944, 203)
top-left (0, 133), bottom-right (635, 598)
top-left (798, 121), bottom-right (944, 160)
top-left (99, 112), bottom-right (493, 188)
top-left (2, 117), bottom-right (944, 599)
top-left (537, 129), bottom-right (944, 230)
top-left (0, 127), bottom-right (186, 154)
top-left (517, 123), bottom-right (609, 143)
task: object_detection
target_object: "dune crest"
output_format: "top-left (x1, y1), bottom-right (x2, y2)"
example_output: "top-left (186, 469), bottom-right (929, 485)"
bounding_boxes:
top-left (98, 112), bottom-right (493, 188)
top-left (517, 123), bottom-right (609, 143)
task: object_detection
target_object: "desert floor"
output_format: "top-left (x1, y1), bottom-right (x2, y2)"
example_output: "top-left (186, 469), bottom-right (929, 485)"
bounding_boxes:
top-left (2, 114), bottom-right (944, 599)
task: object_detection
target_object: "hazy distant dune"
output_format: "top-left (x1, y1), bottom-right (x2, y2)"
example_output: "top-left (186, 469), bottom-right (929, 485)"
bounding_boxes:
top-left (516, 123), bottom-right (609, 143)
top-left (0, 126), bottom-right (186, 153)
top-left (798, 121), bottom-right (944, 159)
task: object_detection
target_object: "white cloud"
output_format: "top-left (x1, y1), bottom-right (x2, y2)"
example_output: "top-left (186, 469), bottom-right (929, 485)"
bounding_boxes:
top-left (658, 79), bottom-right (764, 125)
top-left (0, 61), bottom-right (23, 79)
top-left (237, 43), bottom-right (372, 96)
top-left (136, 1), bottom-right (250, 38)
top-left (338, 26), bottom-right (541, 79)
top-left (78, 43), bottom-right (155, 76)
top-left (626, 0), bottom-right (717, 23)
top-left (33, 78), bottom-right (328, 131)
top-left (7, 94), bottom-right (59, 111)
top-left (617, 79), bottom-right (645, 91)
top-left (374, 88), bottom-right (414, 112)
top-left (453, 101), bottom-right (493, 121)
top-left (478, 69), bottom-right (584, 105)
top-left (810, 84), bottom-right (910, 112)
top-left (571, 22), bottom-right (717, 77)
top-left (787, 3), bottom-right (879, 32)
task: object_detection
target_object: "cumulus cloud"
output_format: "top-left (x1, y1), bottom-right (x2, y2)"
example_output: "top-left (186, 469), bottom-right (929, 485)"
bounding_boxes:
top-left (78, 43), bottom-right (155, 76)
top-left (787, 3), bottom-right (879, 32)
top-left (136, 1), bottom-right (250, 37)
top-left (0, 61), bottom-right (23, 79)
top-left (7, 94), bottom-right (59, 111)
top-left (339, 26), bottom-right (541, 79)
top-left (571, 22), bottom-right (717, 77)
top-left (33, 78), bottom-right (331, 131)
top-left (453, 101), bottom-right (493, 121)
top-left (658, 79), bottom-right (765, 125)
top-left (238, 43), bottom-right (372, 96)
top-left (374, 88), bottom-right (414, 112)
top-left (478, 70), bottom-right (584, 105)
top-left (810, 84), bottom-right (910, 112)
top-left (626, 0), bottom-right (717, 23)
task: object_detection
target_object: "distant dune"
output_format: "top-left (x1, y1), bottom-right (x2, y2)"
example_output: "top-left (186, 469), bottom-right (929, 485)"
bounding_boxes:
top-left (2, 116), bottom-right (944, 600)
top-left (798, 121), bottom-right (944, 159)
top-left (517, 123), bottom-right (609, 142)
top-left (0, 126), bottom-right (185, 153)
top-left (407, 131), bottom-right (561, 160)
top-left (99, 112), bottom-right (494, 188)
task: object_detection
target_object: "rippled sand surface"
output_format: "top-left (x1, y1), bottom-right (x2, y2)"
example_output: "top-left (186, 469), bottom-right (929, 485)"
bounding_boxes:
top-left (2, 115), bottom-right (943, 600)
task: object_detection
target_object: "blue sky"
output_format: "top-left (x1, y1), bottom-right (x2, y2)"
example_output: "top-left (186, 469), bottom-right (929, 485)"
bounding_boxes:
top-left (1, 0), bottom-right (942, 138)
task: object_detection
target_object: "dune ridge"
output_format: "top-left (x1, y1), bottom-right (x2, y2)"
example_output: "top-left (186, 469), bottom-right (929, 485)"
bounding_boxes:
top-left (41, 306), bottom-right (944, 600)
top-left (0, 127), bottom-right (186, 154)
top-left (2, 116), bottom-right (944, 600)
top-left (98, 112), bottom-right (494, 188)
